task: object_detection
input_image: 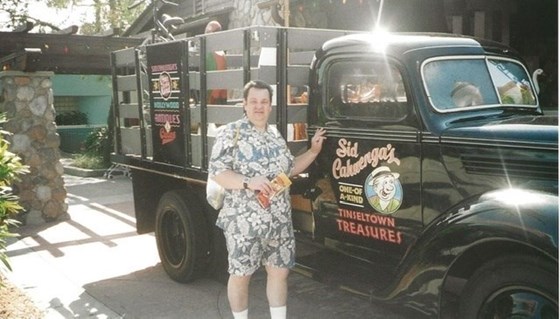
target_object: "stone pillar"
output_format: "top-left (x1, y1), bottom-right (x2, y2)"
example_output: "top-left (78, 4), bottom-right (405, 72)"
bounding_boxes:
top-left (0, 71), bottom-right (68, 224)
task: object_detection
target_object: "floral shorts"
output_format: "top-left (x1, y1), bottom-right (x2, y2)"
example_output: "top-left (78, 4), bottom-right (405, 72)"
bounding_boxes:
top-left (224, 231), bottom-right (295, 276)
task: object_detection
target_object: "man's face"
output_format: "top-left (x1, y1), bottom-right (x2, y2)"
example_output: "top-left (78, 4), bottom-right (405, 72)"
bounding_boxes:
top-left (244, 87), bottom-right (272, 129)
top-left (373, 175), bottom-right (396, 201)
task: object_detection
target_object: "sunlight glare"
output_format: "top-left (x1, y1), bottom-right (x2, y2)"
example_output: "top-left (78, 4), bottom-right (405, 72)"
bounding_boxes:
top-left (367, 27), bottom-right (391, 53)
top-left (493, 188), bottom-right (541, 206)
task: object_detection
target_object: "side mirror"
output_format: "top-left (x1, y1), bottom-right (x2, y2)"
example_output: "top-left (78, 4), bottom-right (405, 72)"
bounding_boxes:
top-left (532, 68), bottom-right (544, 95)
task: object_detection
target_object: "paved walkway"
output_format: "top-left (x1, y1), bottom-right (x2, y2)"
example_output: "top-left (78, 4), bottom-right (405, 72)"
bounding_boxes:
top-left (5, 174), bottom-right (411, 319)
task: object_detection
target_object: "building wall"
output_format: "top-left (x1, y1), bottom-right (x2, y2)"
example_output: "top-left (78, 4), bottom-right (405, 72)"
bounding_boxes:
top-left (133, 0), bottom-right (557, 108)
top-left (51, 75), bottom-right (111, 153)
top-left (52, 74), bottom-right (112, 125)
top-left (228, 0), bottom-right (555, 108)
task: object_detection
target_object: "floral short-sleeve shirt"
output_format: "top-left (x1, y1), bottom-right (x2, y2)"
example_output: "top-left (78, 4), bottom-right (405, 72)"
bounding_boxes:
top-left (209, 117), bottom-right (295, 239)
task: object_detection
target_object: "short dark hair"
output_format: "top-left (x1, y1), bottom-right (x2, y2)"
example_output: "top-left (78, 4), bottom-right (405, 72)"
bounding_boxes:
top-left (243, 80), bottom-right (273, 101)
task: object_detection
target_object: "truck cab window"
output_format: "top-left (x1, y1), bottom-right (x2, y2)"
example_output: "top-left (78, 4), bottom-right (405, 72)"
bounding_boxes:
top-left (422, 57), bottom-right (537, 112)
top-left (326, 60), bottom-right (408, 120)
top-left (423, 58), bottom-right (499, 111)
top-left (487, 59), bottom-right (537, 105)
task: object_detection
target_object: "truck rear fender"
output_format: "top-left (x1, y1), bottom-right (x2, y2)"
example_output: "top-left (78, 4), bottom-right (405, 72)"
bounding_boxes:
top-left (131, 168), bottom-right (213, 234)
top-left (374, 188), bottom-right (558, 316)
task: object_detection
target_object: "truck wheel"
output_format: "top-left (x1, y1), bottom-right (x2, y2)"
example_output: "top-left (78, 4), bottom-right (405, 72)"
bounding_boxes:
top-left (459, 254), bottom-right (557, 319)
top-left (207, 226), bottom-right (229, 284)
top-left (155, 190), bottom-right (209, 283)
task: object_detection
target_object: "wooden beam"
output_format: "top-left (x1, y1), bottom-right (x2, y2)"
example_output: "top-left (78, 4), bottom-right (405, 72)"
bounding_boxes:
top-left (26, 53), bottom-right (113, 74)
top-left (0, 32), bottom-right (142, 74)
top-left (257, 0), bottom-right (278, 9)
top-left (96, 27), bottom-right (122, 37)
top-left (53, 25), bottom-right (79, 35)
top-left (0, 48), bottom-right (42, 72)
top-left (0, 32), bottom-right (142, 55)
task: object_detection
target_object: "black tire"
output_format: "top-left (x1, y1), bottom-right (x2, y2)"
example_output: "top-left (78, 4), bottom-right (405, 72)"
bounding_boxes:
top-left (459, 254), bottom-right (558, 319)
top-left (155, 190), bottom-right (209, 283)
top-left (207, 225), bottom-right (229, 284)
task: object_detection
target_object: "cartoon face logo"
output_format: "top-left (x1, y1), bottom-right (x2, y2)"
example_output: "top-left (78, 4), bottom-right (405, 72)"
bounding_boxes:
top-left (364, 166), bottom-right (403, 214)
top-left (159, 72), bottom-right (172, 100)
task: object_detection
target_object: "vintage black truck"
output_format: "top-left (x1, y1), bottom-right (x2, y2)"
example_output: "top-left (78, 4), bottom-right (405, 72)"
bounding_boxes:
top-left (109, 26), bottom-right (558, 318)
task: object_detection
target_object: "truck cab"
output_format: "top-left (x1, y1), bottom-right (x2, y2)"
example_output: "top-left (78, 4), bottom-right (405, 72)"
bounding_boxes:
top-left (110, 27), bottom-right (558, 318)
top-left (301, 32), bottom-right (558, 317)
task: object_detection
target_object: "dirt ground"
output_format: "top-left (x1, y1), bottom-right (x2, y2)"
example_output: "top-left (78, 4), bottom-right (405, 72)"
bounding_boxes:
top-left (0, 275), bottom-right (44, 319)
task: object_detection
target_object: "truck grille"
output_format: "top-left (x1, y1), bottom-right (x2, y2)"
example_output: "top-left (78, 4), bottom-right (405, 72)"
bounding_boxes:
top-left (461, 154), bottom-right (558, 180)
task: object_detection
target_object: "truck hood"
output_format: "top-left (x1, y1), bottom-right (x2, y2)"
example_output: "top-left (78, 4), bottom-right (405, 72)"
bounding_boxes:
top-left (442, 115), bottom-right (558, 148)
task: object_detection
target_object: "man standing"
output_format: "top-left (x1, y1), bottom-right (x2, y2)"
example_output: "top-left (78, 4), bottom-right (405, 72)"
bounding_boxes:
top-left (209, 80), bottom-right (326, 319)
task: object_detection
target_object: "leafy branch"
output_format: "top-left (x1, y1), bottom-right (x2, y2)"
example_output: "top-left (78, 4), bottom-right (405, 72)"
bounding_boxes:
top-left (0, 114), bottom-right (29, 273)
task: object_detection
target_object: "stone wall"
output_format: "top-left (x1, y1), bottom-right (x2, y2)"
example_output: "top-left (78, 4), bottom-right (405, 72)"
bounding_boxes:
top-left (230, 0), bottom-right (275, 29)
top-left (0, 71), bottom-right (67, 224)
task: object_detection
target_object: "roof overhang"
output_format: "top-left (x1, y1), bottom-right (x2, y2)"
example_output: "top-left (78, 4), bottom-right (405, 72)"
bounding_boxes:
top-left (0, 32), bottom-right (143, 74)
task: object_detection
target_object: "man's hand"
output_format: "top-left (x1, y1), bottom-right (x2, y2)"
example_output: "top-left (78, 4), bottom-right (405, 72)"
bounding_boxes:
top-left (309, 127), bottom-right (326, 154)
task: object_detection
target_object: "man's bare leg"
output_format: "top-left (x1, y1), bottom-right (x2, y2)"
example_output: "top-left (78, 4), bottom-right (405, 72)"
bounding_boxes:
top-left (228, 274), bottom-right (252, 318)
top-left (266, 265), bottom-right (289, 319)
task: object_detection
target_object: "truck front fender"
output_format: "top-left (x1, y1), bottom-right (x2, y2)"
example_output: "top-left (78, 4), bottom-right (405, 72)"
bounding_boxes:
top-left (373, 188), bottom-right (558, 317)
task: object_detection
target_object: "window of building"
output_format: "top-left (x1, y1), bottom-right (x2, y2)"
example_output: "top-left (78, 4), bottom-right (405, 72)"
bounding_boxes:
top-left (54, 96), bottom-right (87, 125)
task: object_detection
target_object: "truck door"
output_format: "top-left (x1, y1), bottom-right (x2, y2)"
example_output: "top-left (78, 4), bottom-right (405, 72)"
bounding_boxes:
top-left (310, 57), bottom-right (422, 268)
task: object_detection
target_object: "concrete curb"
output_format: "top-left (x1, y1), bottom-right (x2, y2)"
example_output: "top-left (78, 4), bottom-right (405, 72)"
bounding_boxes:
top-left (60, 155), bottom-right (107, 178)
top-left (62, 165), bottom-right (106, 177)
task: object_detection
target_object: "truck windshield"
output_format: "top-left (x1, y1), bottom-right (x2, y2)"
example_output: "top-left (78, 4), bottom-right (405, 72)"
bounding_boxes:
top-left (422, 57), bottom-right (537, 112)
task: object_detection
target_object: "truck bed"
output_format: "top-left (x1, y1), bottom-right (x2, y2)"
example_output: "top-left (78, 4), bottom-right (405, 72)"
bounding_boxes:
top-left (110, 26), bottom-right (354, 179)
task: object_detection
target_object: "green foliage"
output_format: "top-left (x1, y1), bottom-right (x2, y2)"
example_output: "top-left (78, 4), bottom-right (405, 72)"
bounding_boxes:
top-left (0, 0), bottom-right (29, 29)
top-left (47, 0), bottom-right (146, 35)
top-left (55, 111), bottom-right (88, 126)
top-left (83, 127), bottom-right (108, 154)
top-left (0, 120), bottom-right (29, 273)
top-left (71, 153), bottom-right (107, 169)
top-left (2, 0), bottom-right (144, 34)
top-left (45, 0), bottom-right (80, 8)
top-left (75, 127), bottom-right (112, 169)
